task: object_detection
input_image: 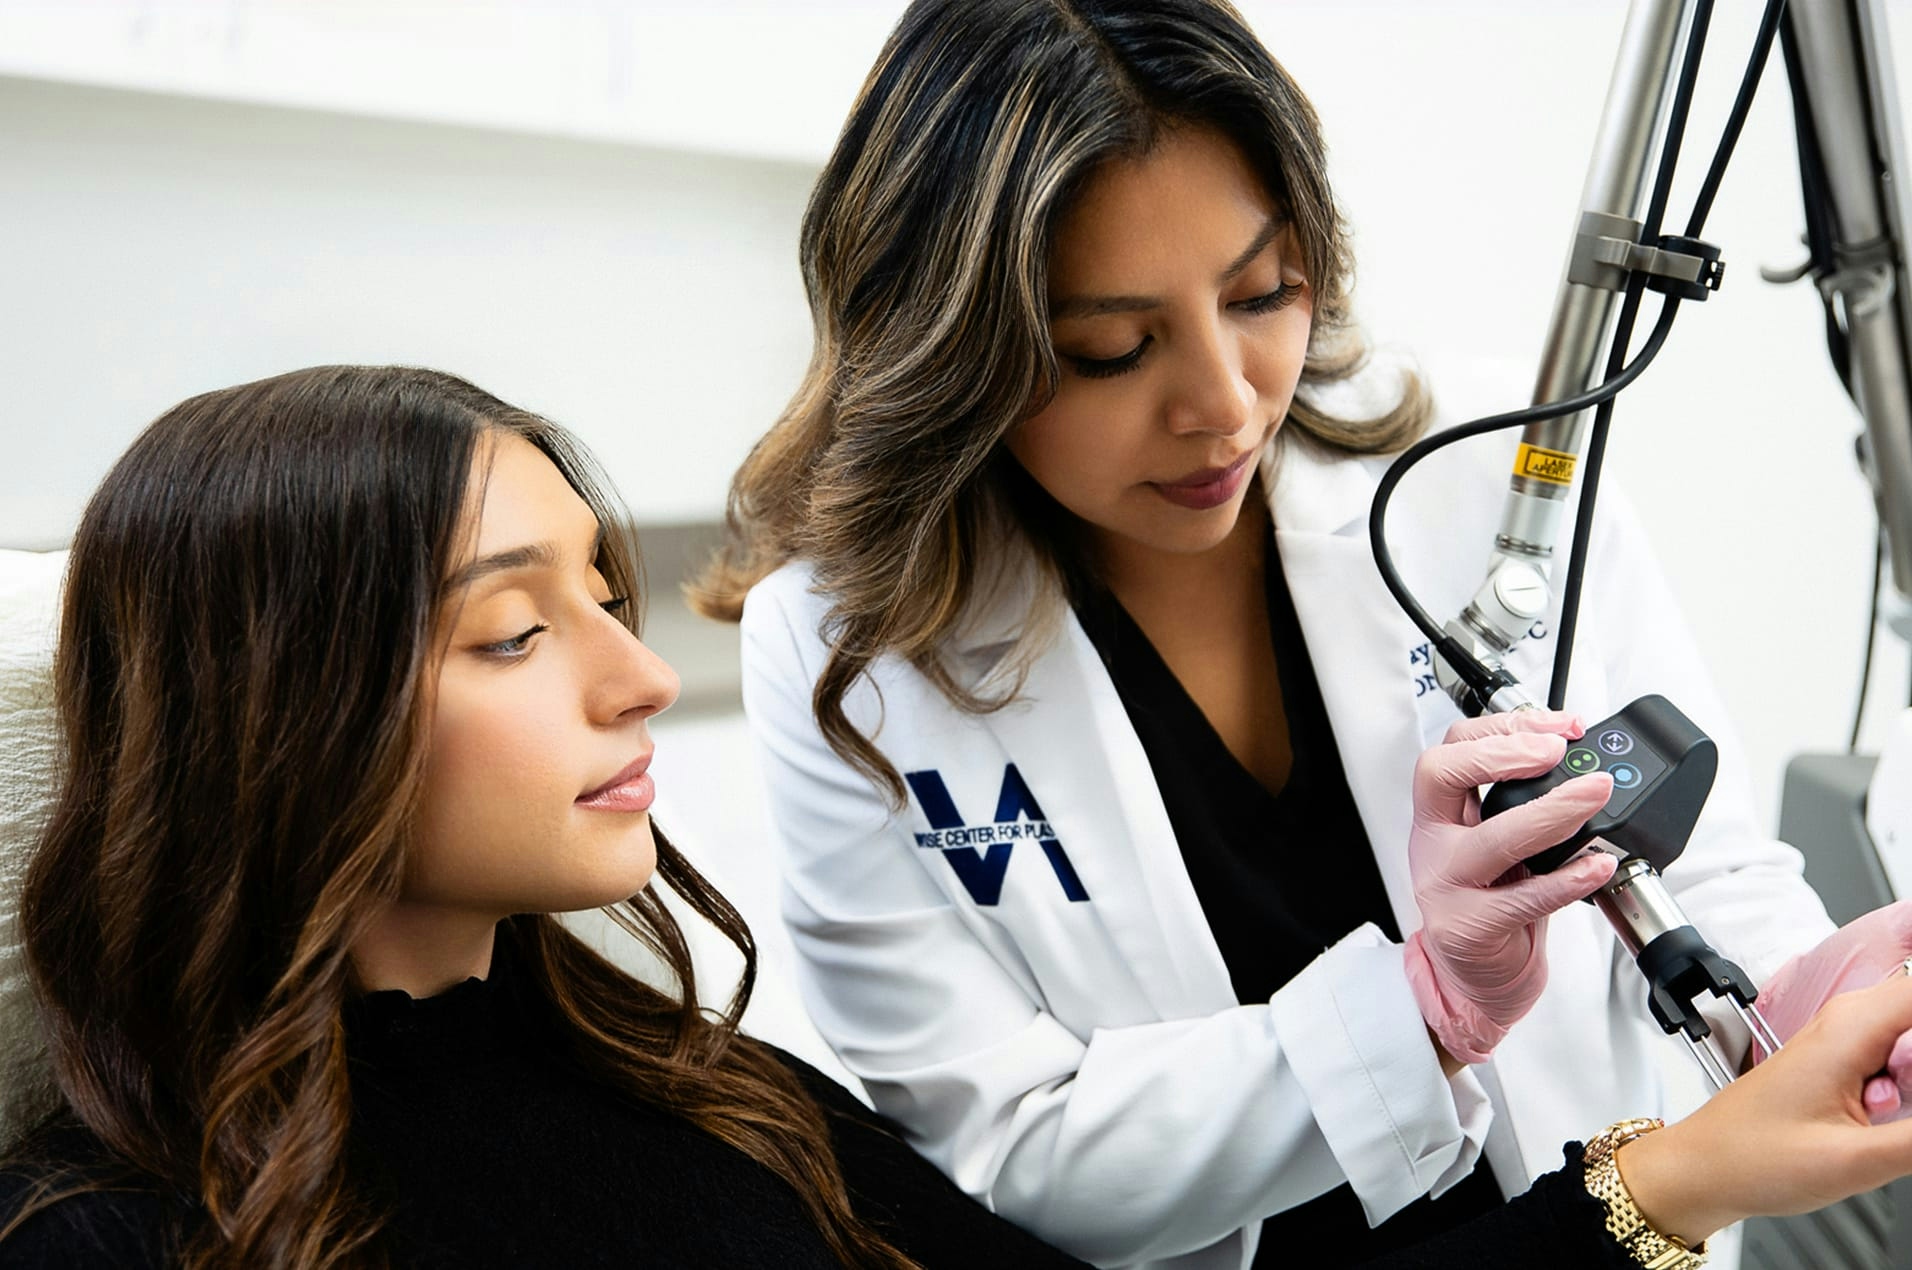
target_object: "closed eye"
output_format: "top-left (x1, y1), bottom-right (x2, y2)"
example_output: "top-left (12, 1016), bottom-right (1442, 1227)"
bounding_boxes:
top-left (1234, 282), bottom-right (1304, 315)
top-left (1067, 336), bottom-right (1152, 380)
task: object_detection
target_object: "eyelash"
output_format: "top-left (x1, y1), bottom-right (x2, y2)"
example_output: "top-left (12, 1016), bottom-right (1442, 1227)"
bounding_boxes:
top-left (1066, 282), bottom-right (1305, 380)
top-left (480, 597), bottom-right (630, 659)
top-left (1238, 281), bottom-right (1305, 316)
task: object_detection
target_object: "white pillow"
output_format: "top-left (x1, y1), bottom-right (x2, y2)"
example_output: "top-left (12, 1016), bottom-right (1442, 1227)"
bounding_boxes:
top-left (0, 549), bottom-right (67, 1147)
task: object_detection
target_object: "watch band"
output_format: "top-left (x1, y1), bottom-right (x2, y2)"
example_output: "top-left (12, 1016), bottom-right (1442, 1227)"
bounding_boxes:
top-left (1582, 1118), bottom-right (1708, 1269)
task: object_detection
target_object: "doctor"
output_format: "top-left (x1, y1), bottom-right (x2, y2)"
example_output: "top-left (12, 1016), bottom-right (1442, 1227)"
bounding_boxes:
top-left (695, 1), bottom-right (1905, 1266)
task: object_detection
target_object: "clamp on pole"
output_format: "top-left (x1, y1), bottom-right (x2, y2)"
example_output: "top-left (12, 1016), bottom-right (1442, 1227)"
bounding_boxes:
top-left (1569, 210), bottom-right (1727, 301)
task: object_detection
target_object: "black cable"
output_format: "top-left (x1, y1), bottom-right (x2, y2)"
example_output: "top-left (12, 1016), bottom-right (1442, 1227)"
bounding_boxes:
top-left (1369, 0), bottom-right (1793, 717)
top-left (1780, 13), bottom-right (1854, 393)
top-left (1369, 295), bottom-right (1681, 653)
top-left (1643, 0), bottom-right (1716, 244)
top-left (1686, 0), bottom-right (1792, 239)
top-left (1547, 0), bottom-right (1717, 709)
top-left (1546, 286), bottom-right (1648, 709)
top-left (1781, 14), bottom-right (1885, 739)
top-left (1552, 0), bottom-right (1789, 709)
top-left (1851, 525), bottom-right (1884, 752)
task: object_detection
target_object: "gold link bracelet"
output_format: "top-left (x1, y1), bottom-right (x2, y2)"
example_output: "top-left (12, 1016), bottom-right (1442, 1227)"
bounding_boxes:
top-left (1581, 1118), bottom-right (1708, 1269)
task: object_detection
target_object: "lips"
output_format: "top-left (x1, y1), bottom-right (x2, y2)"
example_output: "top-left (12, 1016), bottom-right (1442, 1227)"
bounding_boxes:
top-left (576, 751), bottom-right (655, 813)
top-left (1150, 450), bottom-right (1255, 511)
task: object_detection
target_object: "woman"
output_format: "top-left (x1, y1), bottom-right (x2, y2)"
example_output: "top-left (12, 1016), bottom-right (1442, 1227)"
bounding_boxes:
top-left (2, 366), bottom-right (1911, 1270)
top-left (696, 1), bottom-right (1906, 1266)
top-left (0, 366), bottom-right (1081, 1269)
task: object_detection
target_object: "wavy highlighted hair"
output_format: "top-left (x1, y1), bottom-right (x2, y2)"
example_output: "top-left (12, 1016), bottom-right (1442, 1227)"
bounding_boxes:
top-left (693, 0), bottom-right (1430, 801)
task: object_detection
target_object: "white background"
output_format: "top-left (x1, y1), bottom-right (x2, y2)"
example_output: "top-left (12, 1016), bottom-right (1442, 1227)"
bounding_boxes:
top-left (0, 0), bottom-right (1904, 834)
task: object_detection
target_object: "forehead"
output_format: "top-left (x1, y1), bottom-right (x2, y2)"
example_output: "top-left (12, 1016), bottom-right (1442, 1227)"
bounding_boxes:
top-left (1049, 127), bottom-right (1278, 290)
top-left (467, 432), bottom-right (597, 557)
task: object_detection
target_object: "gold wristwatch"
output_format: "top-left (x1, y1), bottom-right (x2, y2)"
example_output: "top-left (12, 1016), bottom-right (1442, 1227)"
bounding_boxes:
top-left (1582, 1118), bottom-right (1708, 1269)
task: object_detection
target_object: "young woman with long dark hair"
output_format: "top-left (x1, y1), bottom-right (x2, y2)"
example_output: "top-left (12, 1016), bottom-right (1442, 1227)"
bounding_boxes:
top-left (0, 366), bottom-right (1083, 1269)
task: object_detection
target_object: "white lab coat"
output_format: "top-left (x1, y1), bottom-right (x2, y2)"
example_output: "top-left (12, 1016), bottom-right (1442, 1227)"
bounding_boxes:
top-left (738, 414), bottom-right (1834, 1270)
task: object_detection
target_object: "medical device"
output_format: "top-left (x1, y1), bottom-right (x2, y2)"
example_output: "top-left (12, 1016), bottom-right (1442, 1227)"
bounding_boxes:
top-left (1371, 0), bottom-right (1912, 1092)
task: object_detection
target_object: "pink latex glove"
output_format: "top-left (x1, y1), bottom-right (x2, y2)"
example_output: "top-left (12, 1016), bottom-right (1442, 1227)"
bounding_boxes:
top-left (1402, 711), bottom-right (1619, 1065)
top-left (1752, 899), bottom-right (1912, 1122)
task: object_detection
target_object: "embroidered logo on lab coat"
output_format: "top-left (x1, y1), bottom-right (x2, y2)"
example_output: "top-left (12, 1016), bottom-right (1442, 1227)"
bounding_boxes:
top-left (902, 764), bottom-right (1090, 906)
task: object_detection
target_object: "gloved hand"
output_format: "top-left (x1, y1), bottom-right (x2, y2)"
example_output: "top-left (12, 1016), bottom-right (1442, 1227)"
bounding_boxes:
top-left (1402, 711), bottom-right (1618, 1065)
top-left (1753, 899), bottom-right (1912, 1122)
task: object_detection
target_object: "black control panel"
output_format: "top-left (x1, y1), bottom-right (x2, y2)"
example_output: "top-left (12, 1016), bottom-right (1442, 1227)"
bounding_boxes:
top-left (1481, 694), bottom-right (1718, 874)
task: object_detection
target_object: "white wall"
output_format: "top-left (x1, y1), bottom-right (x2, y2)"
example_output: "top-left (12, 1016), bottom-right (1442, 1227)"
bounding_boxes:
top-left (2, 0), bottom-right (1908, 833)
top-left (0, 73), bottom-right (817, 543)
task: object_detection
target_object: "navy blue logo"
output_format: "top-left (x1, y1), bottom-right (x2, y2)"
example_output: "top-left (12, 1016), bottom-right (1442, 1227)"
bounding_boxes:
top-left (903, 764), bottom-right (1090, 906)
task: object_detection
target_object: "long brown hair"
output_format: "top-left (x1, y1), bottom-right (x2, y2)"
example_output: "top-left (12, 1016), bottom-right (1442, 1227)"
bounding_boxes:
top-left (4, 366), bottom-right (917, 1268)
top-left (692, 0), bottom-right (1432, 802)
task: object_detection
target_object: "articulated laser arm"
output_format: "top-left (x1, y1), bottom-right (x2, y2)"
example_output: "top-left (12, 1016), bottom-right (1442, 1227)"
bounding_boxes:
top-left (1374, 0), bottom-right (1912, 1085)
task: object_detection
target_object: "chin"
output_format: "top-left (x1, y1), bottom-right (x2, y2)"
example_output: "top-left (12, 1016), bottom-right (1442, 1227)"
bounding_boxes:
top-left (575, 823), bottom-right (660, 905)
top-left (1152, 502), bottom-right (1254, 554)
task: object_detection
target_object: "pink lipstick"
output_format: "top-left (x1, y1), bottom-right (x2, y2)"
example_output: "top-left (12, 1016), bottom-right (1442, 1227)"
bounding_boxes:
top-left (576, 752), bottom-right (655, 813)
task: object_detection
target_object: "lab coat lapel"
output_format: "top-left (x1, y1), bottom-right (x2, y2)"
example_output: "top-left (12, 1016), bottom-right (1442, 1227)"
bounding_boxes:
top-left (1269, 438), bottom-right (1429, 943)
top-left (956, 579), bottom-right (1240, 1022)
top-left (1273, 432), bottom-right (1553, 1191)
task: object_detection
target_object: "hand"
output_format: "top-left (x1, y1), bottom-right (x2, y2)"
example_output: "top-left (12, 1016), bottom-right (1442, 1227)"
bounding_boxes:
top-left (1402, 711), bottom-right (1617, 1065)
top-left (1754, 899), bottom-right (1912, 1121)
top-left (1619, 974), bottom-right (1912, 1245)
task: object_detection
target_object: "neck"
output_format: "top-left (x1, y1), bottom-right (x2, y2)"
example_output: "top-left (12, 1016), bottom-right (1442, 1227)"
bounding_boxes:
top-left (1098, 486), bottom-right (1268, 616)
top-left (352, 902), bottom-right (499, 997)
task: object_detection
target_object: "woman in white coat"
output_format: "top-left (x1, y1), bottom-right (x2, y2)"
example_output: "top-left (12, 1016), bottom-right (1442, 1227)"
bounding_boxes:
top-left (695, 1), bottom-right (1909, 1266)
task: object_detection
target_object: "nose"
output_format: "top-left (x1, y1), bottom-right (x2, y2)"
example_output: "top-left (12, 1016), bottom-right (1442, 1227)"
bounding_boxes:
top-left (1164, 317), bottom-right (1256, 439)
top-left (587, 608), bottom-right (681, 726)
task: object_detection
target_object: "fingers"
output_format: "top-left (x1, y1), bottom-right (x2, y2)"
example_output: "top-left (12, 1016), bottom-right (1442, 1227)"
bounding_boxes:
top-left (1440, 709), bottom-right (1584, 747)
top-left (1795, 977), bottom-right (1912, 1077)
top-left (1863, 1075), bottom-right (1902, 1123)
top-left (1461, 773), bottom-right (1614, 877)
top-left (1414, 731), bottom-right (1573, 827)
top-left (1476, 851), bottom-right (1619, 924)
top-left (1886, 1026), bottom-right (1912, 1077)
top-left (1874, 1027), bottom-right (1912, 1125)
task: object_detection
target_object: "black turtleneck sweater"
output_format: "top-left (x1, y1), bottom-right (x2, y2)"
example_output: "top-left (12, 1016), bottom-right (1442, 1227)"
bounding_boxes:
top-left (0, 946), bottom-right (1087, 1269)
top-left (0, 947), bottom-right (1643, 1270)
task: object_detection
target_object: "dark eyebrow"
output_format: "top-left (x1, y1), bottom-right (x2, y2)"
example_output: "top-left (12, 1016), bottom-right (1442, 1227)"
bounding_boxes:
top-left (1049, 215), bottom-right (1286, 321)
top-left (1219, 215), bottom-right (1284, 283)
top-left (443, 522), bottom-right (604, 593)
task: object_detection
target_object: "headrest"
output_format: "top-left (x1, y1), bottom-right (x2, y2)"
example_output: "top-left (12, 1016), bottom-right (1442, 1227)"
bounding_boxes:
top-left (0, 549), bottom-right (67, 1146)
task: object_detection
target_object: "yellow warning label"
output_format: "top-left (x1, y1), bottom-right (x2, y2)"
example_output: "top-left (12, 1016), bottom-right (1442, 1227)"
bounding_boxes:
top-left (1514, 443), bottom-right (1578, 485)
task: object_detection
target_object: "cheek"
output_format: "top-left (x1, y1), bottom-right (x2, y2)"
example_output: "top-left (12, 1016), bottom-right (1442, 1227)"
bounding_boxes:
top-left (410, 672), bottom-right (577, 896)
top-left (1010, 391), bottom-right (1141, 505)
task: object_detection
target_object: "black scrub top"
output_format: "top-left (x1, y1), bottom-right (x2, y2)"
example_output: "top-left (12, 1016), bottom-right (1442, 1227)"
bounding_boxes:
top-left (1074, 523), bottom-right (1506, 1265)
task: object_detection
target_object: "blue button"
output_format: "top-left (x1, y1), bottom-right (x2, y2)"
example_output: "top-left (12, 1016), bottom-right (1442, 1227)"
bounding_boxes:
top-left (1609, 763), bottom-right (1641, 789)
top-left (1597, 729), bottom-right (1634, 756)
